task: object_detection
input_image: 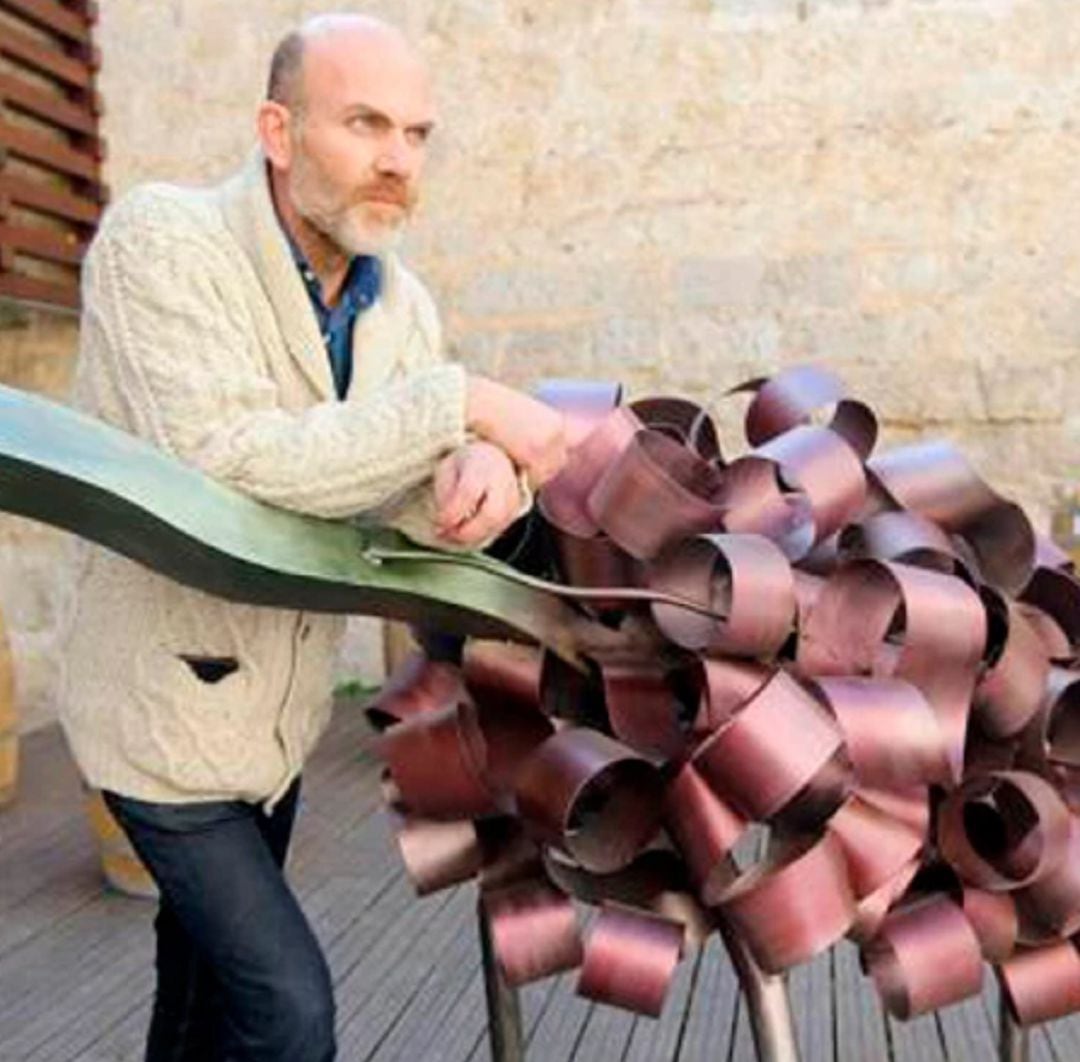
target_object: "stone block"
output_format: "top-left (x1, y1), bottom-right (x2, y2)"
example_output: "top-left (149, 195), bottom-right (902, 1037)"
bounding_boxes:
top-left (674, 255), bottom-right (767, 310)
top-left (763, 255), bottom-right (857, 311)
top-left (980, 361), bottom-right (1067, 424)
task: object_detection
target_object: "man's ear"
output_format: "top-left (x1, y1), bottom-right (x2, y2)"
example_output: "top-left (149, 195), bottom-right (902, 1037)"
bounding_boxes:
top-left (257, 101), bottom-right (293, 170)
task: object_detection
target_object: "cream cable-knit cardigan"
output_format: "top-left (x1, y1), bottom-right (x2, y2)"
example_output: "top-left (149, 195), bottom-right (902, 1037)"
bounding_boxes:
top-left (59, 151), bottom-right (468, 807)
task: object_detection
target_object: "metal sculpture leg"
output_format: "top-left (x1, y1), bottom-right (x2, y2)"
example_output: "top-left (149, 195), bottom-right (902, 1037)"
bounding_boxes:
top-left (479, 897), bottom-right (525, 1062)
top-left (718, 920), bottom-right (801, 1062)
top-left (998, 995), bottom-right (1030, 1062)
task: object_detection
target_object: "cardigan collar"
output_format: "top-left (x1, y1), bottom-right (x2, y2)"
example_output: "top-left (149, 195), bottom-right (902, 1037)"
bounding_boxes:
top-left (217, 148), bottom-right (405, 401)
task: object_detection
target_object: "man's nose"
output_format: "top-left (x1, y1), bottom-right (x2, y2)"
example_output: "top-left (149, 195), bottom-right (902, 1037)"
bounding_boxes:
top-left (374, 130), bottom-right (417, 179)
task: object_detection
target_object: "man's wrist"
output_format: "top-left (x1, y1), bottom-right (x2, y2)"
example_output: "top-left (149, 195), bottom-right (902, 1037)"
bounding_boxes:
top-left (464, 375), bottom-right (496, 438)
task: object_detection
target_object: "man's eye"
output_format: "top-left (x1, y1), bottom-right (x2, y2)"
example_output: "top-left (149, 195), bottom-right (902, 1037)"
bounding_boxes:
top-left (406, 127), bottom-right (432, 147)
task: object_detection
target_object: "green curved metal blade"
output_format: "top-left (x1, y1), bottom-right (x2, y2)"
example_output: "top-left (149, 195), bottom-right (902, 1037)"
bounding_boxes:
top-left (0, 384), bottom-right (583, 661)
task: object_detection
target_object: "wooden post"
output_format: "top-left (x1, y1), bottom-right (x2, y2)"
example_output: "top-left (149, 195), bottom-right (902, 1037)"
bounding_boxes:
top-left (998, 997), bottom-right (1029, 1062)
top-left (0, 603), bottom-right (16, 807)
top-left (478, 897), bottom-right (525, 1062)
top-left (718, 919), bottom-right (801, 1062)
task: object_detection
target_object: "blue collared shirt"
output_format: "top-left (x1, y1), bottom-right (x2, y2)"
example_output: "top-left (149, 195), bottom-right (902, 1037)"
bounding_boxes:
top-left (289, 241), bottom-right (382, 399)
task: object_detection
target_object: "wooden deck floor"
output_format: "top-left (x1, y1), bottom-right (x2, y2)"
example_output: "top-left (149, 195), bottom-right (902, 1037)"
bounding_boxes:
top-left (0, 702), bottom-right (1076, 1061)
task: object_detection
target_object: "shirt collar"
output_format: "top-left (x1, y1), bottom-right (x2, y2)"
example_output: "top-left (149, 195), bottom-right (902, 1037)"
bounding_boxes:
top-left (284, 231), bottom-right (382, 318)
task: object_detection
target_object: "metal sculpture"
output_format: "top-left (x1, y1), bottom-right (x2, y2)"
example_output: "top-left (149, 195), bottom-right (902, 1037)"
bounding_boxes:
top-left (0, 368), bottom-right (1069, 1061)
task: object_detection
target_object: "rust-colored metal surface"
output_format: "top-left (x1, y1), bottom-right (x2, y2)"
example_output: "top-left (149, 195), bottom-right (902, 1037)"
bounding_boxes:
top-left (374, 363), bottom-right (1080, 1028)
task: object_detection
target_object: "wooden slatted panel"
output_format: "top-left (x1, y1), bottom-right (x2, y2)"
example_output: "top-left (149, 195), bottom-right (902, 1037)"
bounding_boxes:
top-left (0, 21), bottom-right (93, 88)
top-left (0, 221), bottom-right (86, 264)
top-left (0, 0), bottom-right (104, 310)
top-left (0, 121), bottom-right (100, 184)
top-left (0, 72), bottom-right (100, 135)
top-left (0, 271), bottom-right (79, 308)
top-left (0, 173), bottom-right (102, 224)
top-left (0, 0), bottom-right (94, 45)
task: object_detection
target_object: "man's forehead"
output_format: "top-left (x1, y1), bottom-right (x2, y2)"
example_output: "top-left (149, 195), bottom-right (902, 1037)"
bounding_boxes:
top-left (300, 26), bottom-right (434, 121)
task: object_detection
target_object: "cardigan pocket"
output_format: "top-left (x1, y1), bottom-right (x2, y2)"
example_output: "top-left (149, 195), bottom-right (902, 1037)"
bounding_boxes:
top-left (179, 655), bottom-right (240, 684)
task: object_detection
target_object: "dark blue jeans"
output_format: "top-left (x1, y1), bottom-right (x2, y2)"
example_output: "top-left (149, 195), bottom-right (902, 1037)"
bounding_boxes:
top-left (103, 781), bottom-right (335, 1062)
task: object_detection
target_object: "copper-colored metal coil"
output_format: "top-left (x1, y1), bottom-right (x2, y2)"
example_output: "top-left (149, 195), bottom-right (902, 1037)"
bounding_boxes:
top-left (1014, 815), bottom-right (1080, 942)
top-left (714, 455), bottom-right (815, 560)
top-left (974, 593), bottom-right (1051, 739)
top-left (391, 814), bottom-right (482, 896)
top-left (753, 425), bottom-right (868, 548)
top-left (737, 364), bottom-right (878, 460)
top-left (379, 702), bottom-right (495, 819)
top-left (463, 639), bottom-right (546, 715)
top-left (370, 366), bottom-right (1080, 1025)
top-left (869, 439), bottom-right (1035, 594)
top-left (1034, 534), bottom-right (1075, 573)
top-left (838, 510), bottom-right (961, 577)
top-left (694, 657), bottom-right (773, 737)
top-left (647, 533), bottom-right (795, 657)
top-left (576, 902), bottom-right (685, 1017)
top-left (514, 728), bottom-right (663, 874)
top-left (862, 895), bottom-right (984, 1019)
top-left (713, 831), bottom-right (855, 973)
top-left (538, 405), bottom-right (640, 537)
top-left (827, 794), bottom-right (924, 900)
top-left (809, 676), bottom-right (950, 790)
top-left (937, 770), bottom-right (1071, 892)
top-left (997, 940), bottom-right (1080, 1026)
top-left (1020, 564), bottom-right (1080, 661)
top-left (599, 660), bottom-right (692, 762)
top-left (587, 429), bottom-right (724, 561)
top-left (692, 668), bottom-right (846, 823)
top-left (663, 761), bottom-right (746, 893)
top-left (482, 879), bottom-right (584, 987)
top-left (1020, 667), bottom-right (1080, 780)
top-left (541, 847), bottom-right (712, 947)
top-left (552, 530), bottom-right (640, 614)
top-left (797, 558), bottom-right (986, 782)
top-left (471, 695), bottom-right (555, 802)
top-left (630, 396), bottom-right (722, 463)
top-left (848, 858), bottom-right (921, 944)
top-left (476, 817), bottom-right (545, 892)
top-left (961, 887), bottom-right (1017, 962)
top-left (365, 650), bottom-right (464, 731)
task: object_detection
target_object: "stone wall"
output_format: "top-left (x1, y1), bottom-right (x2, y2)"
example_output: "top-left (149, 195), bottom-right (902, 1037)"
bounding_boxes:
top-left (0, 306), bottom-right (77, 731)
top-left (2, 0), bottom-right (1078, 728)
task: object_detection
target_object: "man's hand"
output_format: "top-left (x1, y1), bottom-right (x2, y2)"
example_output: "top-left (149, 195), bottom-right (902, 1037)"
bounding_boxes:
top-left (465, 376), bottom-right (569, 487)
top-left (433, 441), bottom-right (525, 547)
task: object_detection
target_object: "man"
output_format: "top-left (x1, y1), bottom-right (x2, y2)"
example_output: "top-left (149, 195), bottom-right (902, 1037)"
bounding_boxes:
top-left (59, 14), bottom-right (566, 1061)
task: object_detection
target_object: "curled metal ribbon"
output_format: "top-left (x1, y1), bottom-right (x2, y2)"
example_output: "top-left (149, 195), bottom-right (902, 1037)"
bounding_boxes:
top-left (863, 895), bottom-right (984, 1019)
top-left (869, 440), bottom-right (1035, 594)
top-left (998, 940), bottom-right (1080, 1026)
top-left (577, 902), bottom-right (686, 1016)
top-left (737, 363), bottom-right (878, 460)
top-left (373, 364), bottom-right (1080, 1024)
top-left (647, 533), bottom-right (795, 657)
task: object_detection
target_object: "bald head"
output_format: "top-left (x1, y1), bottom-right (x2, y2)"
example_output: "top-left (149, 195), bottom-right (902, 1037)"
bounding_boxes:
top-left (267, 14), bottom-right (423, 117)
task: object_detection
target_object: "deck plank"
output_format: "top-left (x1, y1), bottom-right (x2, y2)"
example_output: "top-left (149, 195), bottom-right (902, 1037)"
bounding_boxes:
top-left (674, 936), bottom-right (738, 1061)
top-left (936, 993), bottom-right (998, 1062)
top-left (622, 943), bottom-right (701, 1062)
top-left (789, 950), bottom-right (834, 1062)
top-left (833, 941), bottom-right (889, 1062)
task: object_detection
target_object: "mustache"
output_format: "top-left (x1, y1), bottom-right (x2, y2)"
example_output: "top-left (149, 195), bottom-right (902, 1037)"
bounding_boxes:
top-left (357, 181), bottom-right (412, 207)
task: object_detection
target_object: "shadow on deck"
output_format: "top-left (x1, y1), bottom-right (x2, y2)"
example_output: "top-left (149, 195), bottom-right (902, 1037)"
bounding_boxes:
top-left (0, 701), bottom-right (1076, 1061)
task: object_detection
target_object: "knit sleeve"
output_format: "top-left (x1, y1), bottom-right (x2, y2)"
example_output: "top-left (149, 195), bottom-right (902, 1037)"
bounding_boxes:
top-left (79, 187), bottom-right (467, 520)
top-left (360, 263), bottom-right (534, 549)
